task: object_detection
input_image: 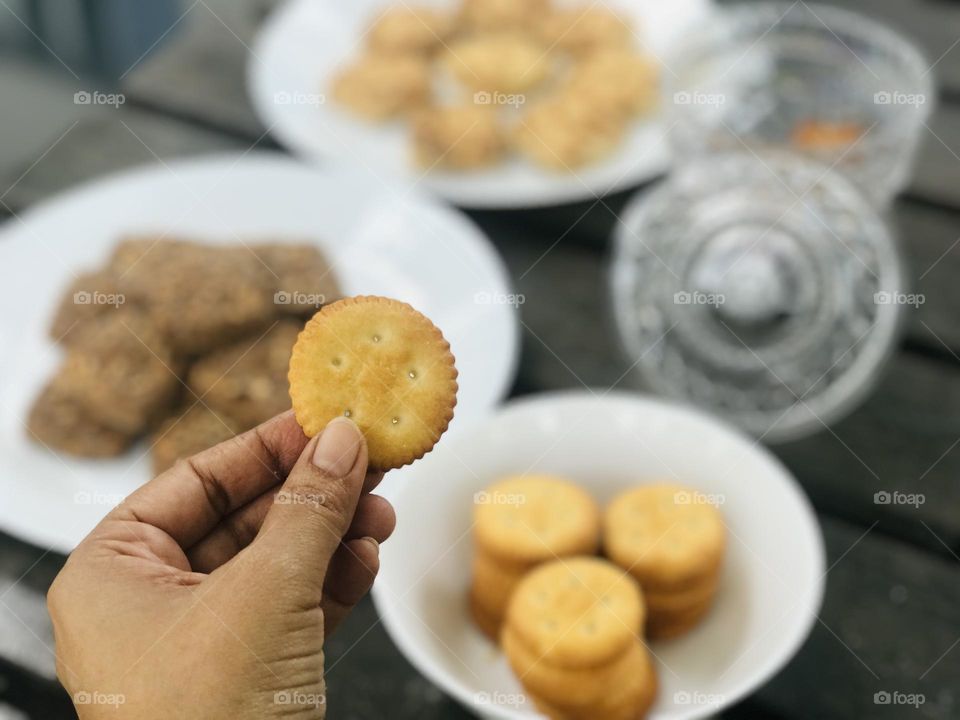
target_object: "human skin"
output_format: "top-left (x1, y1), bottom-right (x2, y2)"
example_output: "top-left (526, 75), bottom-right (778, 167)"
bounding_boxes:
top-left (47, 412), bottom-right (395, 719)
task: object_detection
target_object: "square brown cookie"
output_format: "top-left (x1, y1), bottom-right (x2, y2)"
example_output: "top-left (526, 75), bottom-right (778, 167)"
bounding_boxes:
top-left (150, 404), bottom-right (242, 475)
top-left (250, 243), bottom-right (341, 317)
top-left (55, 309), bottom-right (181, 435)
top-left (188, 320), bottom-right (301, 429)
top-left (27, 380), bottom-right (132, 458)
top-left (48, 270), bottom-right (128, 344)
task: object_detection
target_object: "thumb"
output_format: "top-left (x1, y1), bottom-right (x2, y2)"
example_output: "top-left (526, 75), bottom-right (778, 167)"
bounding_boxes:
top-left (247, 417), bottom-right (368, 597)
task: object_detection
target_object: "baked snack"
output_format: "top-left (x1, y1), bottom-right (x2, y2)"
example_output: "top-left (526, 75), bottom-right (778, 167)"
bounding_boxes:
top-left (332, 53), bottom-right (431, 121)
top-left (250, 242), bottom-right (341, 317)
top-left (116, 240), bottom-right (276, 356)
top-left (515, 90), bottom-right (626, 169)
top-left (568, 49), bottom-right (659, 119)
top-left (368, 6), bottom-right (454, 55)
top-left (458, 0), bottom-right (551, 32)
top-left (150, 404), bottom-right (242, 475)
top-left (288, 296), bottom-right (458, 470)
top-left (445, 34), bottom-right (550, 94)
top-left (540, 6), bottom-right (632, 56)
top-left (27, 380), bottom-right (132, 458)
top-left (54, 309), bottom-right (180, 435)
top-left (502, 557), bottom-right (657, 719)
top-left (48, 270), bottom-right (126, 344)
top-left (604, 484), bottom-right (726, 639)
top-left (412, 105), bottom-right (505, 169)
top-left (188, 320), bottom-right (301, 429)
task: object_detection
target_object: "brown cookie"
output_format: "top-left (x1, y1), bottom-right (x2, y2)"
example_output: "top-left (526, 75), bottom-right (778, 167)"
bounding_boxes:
top-left (412, 105), bottom-right (506, 170)
top-left (249, 242), bottom-right (341, 317)
top-left (48, 270), bottom-right (127, 344)
top-left (27, 380), bottom-right (132, 458)
top-left (150, 404), bottom-right (242, 475)
top-left (188, 320), bottom-right (301, 430)
top-left (540, 6), bottom-right (632, 56)
top-left (55, 309), bottom-right (180, 435)
top-left (367, 6), bottom-right (455, 55)
top-left (332, 53), bottom-right (431, 121)
top-left (116, 239), bottom-right (276, 356)
top-left (458, 0), bottom-right (550, 33)
top-left (444, 35), bottom-right (550, 94)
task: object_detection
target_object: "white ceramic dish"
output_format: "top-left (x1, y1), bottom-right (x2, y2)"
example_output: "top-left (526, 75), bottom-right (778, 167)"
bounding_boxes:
top-left (249, 0), bottom-right (713, 208)
top-left (373, 391), bottom-right (825, 719)
top-left (0, 153), bottom-right (519, 553)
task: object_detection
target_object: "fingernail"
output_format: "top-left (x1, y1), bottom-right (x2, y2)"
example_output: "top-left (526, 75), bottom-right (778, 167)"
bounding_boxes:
top-left (312, 417), bottom-right (362, 477)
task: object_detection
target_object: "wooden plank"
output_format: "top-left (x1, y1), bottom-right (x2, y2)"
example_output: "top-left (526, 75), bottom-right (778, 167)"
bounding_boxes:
top-left (0, 106), bottom-right (244, 213)
top-left (748, 516), bottom-right (960, 720)
top-left (120, 0), bottom-right (279, 140)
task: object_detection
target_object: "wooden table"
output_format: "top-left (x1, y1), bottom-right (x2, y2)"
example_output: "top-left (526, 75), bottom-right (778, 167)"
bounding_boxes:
top-left (1, 1), bottom-right (959, 718)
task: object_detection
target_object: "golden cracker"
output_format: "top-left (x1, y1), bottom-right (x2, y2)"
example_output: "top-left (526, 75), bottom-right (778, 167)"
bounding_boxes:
top-left (288, 296), bottom-right (457, 470)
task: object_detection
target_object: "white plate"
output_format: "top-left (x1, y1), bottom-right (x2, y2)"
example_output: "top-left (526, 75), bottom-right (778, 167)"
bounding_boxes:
top-left (373, 391), bottom-right (825, 719)
top-left (249, 0), bottom-right (713, 209)
top-left (0, 153), bottom-right (519, 553)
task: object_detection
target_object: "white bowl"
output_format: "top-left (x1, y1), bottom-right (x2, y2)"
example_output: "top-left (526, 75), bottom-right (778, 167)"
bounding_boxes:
top-left (372, 391), bottom-right (825, 719)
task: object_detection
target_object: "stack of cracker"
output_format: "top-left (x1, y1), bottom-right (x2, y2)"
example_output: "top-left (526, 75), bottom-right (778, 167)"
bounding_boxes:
top-left (604, 484), bottom-right (726, 640)
top-left (503, 557), bottom-right (657, 720)
top-left (469, 475), bottom-right (600, 640)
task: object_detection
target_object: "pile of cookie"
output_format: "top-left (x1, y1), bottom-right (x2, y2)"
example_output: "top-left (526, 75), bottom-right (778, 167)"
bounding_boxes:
top-left (331, 0), bottom-right (660, 171)
top-left (28, 237), bottom-right (339, 473)
top-left (469, 475), bottom-right (726, 719)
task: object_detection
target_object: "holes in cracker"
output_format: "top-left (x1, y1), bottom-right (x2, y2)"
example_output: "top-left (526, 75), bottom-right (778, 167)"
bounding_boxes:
top-left (343, 409), bottom-right (352, 418)
top-left (408, 369), bottom-right (417, 379)
top-left (332, 357), bottom-right (343, 367)
top-left (391, 416), bottom-right (401, 425)
top-left (371, 333), bottom-right (381, 343)
top-left (582, 620), bottom-right (598, 635)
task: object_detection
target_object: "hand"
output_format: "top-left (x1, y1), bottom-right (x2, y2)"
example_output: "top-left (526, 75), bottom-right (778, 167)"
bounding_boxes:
top-left (48, 412), bottom-right (395, 719)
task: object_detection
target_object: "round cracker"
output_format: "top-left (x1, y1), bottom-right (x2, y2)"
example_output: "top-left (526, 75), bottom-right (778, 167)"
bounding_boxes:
top-left (474, 475), bottom-right (600, 565)
top-left (288, 296), bottom-right (458, 470)
top-left (469, 589), bottom-right (503, 642)
top-left (506, 557), bottom-right (644, 669)
top-left (604, 484), bottom-right (726, 589)
top-left (471, 549), bottom-right (529, 618)
top-left (643, 568), bottom-right (720, 615)
top-left (647, 594), bottom-right (715, 641)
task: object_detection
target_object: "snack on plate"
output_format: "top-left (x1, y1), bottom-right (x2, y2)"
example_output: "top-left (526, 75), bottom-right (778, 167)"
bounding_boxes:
top-left (48, 270), bottom-right (125, 344)
top-left (458, 0), bottom-right (551, 32)
top-left (331, 54), bottom-right (431, 121)
top-left (151, 404), bottom-right (242, 475)
top-left (367, 6), bottom-right (455, 56)
top-left (412, 105), bottom-right (506, 169)
top-left (568, 48), bottom-right (660, 119)
top-left (540, 6), bottom-right (632, 56)
top-left (503, 557), bottom-right (657, 719)
top-left (53, 309), bottom-right (179, 436)
top-left (117, 240), bottom-right (276, 356)
top-left (604, 483), bottom-right (726, 639)
top-left (27, 380), bottom-right (132, 458)
top-left (445, 34), bottom-right (550, 94)
top-left (468, 474), bottom-right (601, 638)
top-left (188, 320), bottom-right (301, 429)
top-left (288, 296), bottom-right (458, 470)
top-left (515, 90), bottom-right (627, 169)
top-left (250, 242), bottom-right (341, 317)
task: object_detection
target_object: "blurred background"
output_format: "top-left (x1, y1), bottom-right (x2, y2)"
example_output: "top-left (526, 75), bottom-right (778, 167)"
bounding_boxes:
top-left (1, 0), bottom-right (960, 719)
